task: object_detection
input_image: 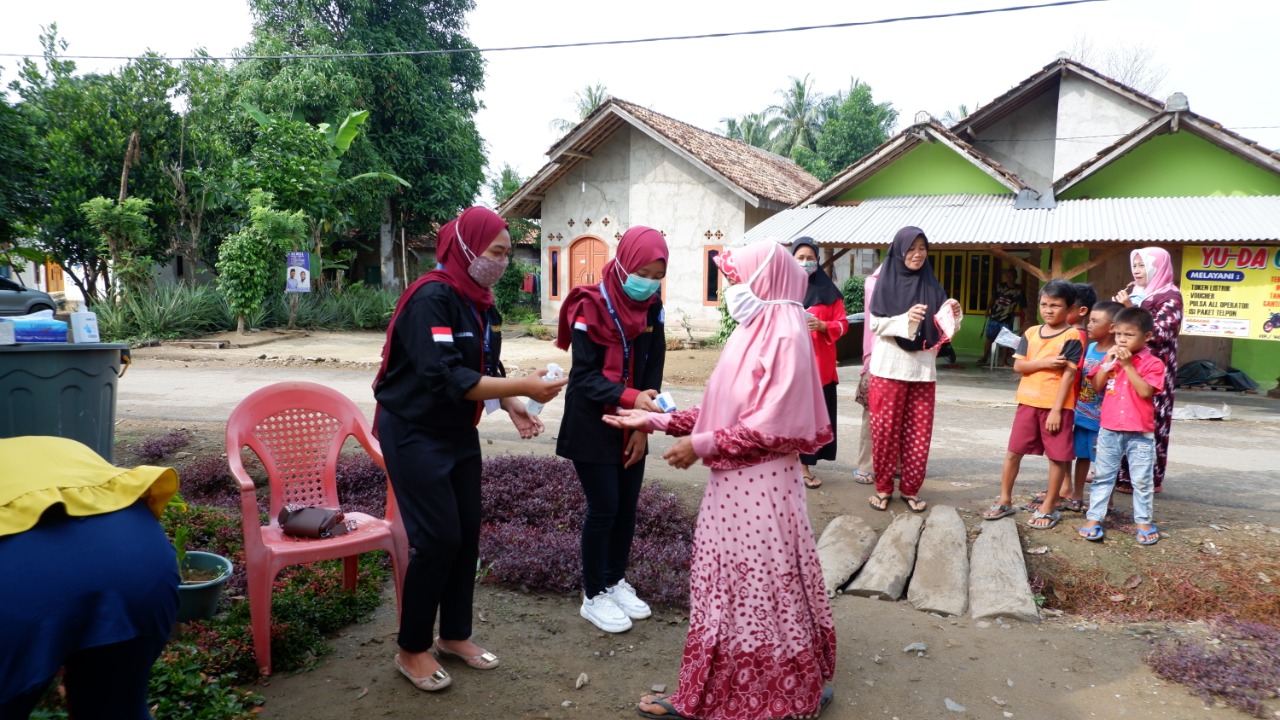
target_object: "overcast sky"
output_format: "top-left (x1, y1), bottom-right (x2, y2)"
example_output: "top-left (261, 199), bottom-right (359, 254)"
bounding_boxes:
top-left (4, 0), bottom-right (1277, 202)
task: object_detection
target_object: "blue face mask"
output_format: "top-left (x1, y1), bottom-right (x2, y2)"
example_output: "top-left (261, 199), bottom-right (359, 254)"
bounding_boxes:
top-left (622, 273), bottom-right (662, 301)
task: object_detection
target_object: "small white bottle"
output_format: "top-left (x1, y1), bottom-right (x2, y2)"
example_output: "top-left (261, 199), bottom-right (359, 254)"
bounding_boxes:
top-left (525, 363), bottom-right (565, 416)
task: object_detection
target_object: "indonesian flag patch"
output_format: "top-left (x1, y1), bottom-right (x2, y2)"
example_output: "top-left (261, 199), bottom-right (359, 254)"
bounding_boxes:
top-left (573, 316), bottom-right (588, 332)
top-left (431, 326), bottom-right (454, 343)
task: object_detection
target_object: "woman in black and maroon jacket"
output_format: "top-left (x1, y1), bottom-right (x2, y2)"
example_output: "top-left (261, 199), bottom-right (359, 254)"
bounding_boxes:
top-left (374, 206), bottom-right (566, 692)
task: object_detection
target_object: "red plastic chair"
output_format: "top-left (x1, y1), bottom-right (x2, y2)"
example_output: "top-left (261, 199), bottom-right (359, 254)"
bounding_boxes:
top-left (226, 381), bottom-right (408, 676)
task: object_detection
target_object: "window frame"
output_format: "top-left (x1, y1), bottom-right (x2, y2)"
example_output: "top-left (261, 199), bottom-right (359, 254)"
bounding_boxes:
top-left (702, 245), bottom-right (723, 306)
top-left (548, 245), bottom-right (562, 300)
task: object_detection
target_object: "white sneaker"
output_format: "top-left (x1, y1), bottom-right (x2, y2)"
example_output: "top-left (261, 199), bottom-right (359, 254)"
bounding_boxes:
top-left (607, 578), bottom-right (652, 620)
top-left (581, 592), bottom-right (633, 633)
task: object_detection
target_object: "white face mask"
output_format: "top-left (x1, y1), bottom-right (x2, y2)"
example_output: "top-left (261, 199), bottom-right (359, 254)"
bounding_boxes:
top-left (723, 249), bottom-right (802, 326)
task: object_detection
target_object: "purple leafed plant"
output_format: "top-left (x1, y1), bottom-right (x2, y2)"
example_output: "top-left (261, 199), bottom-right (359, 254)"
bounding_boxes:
top-left (177, 455), bottom-right (240, 510)
top-left (1145, 618), bottom-right (1280, 717)
top-left (136, 429), bottom-right (193, 463)
top-left (335, 454), bottom-right (388, 517)
top-left (477, 454), bottom-right (695, 608)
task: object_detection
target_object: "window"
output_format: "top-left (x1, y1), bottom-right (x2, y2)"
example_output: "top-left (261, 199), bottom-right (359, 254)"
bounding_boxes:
top-left (548, 246), bottom-right (561, 300)
top-left (703, 246), bottom-right (722, 305)
top-left (927, 250), bottom-right (1018, 315)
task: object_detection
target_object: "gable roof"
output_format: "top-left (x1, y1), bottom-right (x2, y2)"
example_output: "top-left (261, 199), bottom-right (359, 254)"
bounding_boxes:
top-left (951, 57), bottom-right (1164, 140)
top-left (799, 120), bottom-right (1029, 206)
top-left (1054, 106), bottom-right (1280, 195)
top-left (499, 98), bottom-right (820, 218)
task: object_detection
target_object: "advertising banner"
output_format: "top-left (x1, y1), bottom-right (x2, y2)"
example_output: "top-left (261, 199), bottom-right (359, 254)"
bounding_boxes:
top-left (286, 252), bottom-right (311, 293)
top-left (1180, 245), bottom-right (1280, 341)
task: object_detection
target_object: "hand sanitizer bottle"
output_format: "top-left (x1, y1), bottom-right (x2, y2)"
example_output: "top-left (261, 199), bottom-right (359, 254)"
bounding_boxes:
top-left (526, 363), bottom-right (565, 416)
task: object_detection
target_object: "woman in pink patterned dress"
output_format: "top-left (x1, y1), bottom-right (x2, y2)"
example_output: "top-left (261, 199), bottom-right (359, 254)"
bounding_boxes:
top-left (606, 241), bottom-right (836, 720)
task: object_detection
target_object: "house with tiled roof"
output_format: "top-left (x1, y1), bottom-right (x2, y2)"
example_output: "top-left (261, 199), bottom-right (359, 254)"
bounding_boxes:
top-left (499, 98), bottom-right (821, 330)
top-left (745, 57), bottom-right (1280, 390)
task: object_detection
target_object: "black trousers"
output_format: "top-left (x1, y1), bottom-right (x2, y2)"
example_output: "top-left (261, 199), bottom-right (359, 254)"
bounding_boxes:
top-left (378, 409), bottom-right (483, 652)
top-left (800, 382), bottom-right (839, 465)
top-left (573, 459), bottom-right (645, 598)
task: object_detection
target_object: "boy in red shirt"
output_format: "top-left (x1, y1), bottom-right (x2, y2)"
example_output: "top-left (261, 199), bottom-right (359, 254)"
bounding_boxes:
top-left (984, 280), bottom-right (1082, 529)
top-left (1077, 306), bottom-right (1166, 545)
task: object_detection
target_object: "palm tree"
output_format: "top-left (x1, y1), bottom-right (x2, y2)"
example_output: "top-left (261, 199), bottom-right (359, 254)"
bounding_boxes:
top-left (940, 103), bottom-right (973, 128)
top-left (549, 82), bottom-right (610, 134)
top-left (720, 112), bottom-right (778, 149)
top-left (767, 74), bottom-right (825, 157)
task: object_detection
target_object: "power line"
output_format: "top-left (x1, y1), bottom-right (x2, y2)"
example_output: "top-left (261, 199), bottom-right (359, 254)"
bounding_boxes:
top-left (0, 0), bottom-right (1107, 63)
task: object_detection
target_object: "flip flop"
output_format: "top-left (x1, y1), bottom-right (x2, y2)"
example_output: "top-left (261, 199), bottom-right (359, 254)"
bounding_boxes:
top-left (869, 494), bottom-right (890, 511)
top-left (1027, 510), bottom-right (1061, 530)
top-left (1136, 525), bottom-right (1161, 546)
top-left (902, 496), bottom-right (928, 513)
top-left (852, 470), bottom-right (874, 485)
top-left (783, 685), bottom-right (835, 719)
top-left (983, 504), bottom-right (1016, 520)
top-left (1078, 524), bottom-right (1105, 542)
top-left (637, 695), bottom-right (690, 719)
top-left (803, 473), bottom-right (822, 489)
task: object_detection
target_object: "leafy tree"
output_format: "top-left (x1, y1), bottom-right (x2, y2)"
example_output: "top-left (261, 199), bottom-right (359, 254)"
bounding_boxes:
top-left (940, 103), bottom-right (973, 129)
top-left (767, 74), bottom-right (825, 157)
top-left (549, 82), bottom-right (609, 133)
top-left (11, 28), bottom-right (182, 303)
top-left (0, 89), bottom-right (39, 248)
top-left (486, 162), bottom-right (538, 246)
top-left (80, 196), bottom-right (157, 299)
top-left (216, 191), bottom-right (307, 334)
top-left (231, 0), bottom-right (486, 290)
top-left (812, 79), bottom-right (898, 178)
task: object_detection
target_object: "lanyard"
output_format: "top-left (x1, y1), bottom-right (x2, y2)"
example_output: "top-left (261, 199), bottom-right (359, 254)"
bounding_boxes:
top-left (598, 282), bottom-right (631, 385)
top-left (468, 301), bottom-right (497, 377)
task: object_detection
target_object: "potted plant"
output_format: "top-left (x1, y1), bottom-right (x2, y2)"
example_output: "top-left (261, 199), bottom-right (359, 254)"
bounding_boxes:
top-left (169, 495), bottom-right (234, 623)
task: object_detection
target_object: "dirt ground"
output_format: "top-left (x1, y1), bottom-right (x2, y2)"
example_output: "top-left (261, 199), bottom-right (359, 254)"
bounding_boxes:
top-left (115, 331), bottom-right (1280, 720)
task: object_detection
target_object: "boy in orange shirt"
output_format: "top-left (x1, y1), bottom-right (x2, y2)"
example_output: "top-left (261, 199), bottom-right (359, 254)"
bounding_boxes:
top-left (984, 280), bottom-right (1082, 529)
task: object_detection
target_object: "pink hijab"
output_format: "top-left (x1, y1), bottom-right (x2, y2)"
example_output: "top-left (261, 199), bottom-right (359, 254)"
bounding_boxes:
top-left (697, 242), bottom-right (829, 443)
top-left (1131, 247), bottom-right (1179, 306)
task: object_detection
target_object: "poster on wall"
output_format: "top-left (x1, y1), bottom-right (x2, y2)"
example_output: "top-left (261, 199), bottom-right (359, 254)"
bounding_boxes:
top-left (286, 251), bottom-right (311, 293)
top-left (1180, 245), bottom-right (1280, 341)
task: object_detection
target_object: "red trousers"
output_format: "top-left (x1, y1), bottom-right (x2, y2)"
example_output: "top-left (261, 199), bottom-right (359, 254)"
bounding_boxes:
top-left (868, 375), bottom-right (936, 497)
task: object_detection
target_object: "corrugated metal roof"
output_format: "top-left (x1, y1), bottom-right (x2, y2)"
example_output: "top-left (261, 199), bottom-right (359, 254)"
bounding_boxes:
top-left (741, 195), bottom-right (1280, 246)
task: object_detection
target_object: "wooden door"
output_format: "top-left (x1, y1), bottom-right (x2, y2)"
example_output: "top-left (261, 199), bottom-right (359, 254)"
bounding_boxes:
top-left (569, 236), bottom-right (607, 289)
top-left (44, 261), bottom-right (64, 292)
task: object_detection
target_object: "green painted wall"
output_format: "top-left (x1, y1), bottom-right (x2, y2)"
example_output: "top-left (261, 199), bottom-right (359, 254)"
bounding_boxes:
top-left (1230, 340), bottom-right (1279, 393)
top-left (1060, 132), bottom-right (1280, 199)
top-left (838, 142), bottom-right (1011, 201)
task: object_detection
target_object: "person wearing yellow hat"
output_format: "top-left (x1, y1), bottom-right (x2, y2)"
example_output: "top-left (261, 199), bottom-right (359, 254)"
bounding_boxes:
top-left (0, 436), bottom-right (180, 719)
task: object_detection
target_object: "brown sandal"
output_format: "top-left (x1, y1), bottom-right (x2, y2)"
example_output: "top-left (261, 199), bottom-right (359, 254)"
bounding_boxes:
top-left (869, 494), bottom-right (890, 511)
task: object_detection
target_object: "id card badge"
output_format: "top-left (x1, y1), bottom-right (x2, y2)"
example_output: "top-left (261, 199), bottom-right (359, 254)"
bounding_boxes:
top-left (484, 398), bottom-right (501, 415)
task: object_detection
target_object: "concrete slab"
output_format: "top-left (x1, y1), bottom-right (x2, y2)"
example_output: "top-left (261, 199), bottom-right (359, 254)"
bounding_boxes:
top-left (815, 514), bottom-right (878, 598)
top-left (907, 506), bottom-right (969, 617)
top-left (969, 517), bottom-right (1040, 623)
top-left (846, 512), bottom-right (924, 600)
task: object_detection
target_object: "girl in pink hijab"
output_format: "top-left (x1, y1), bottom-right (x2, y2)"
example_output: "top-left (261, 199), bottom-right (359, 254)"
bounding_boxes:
top-left (607, 241), bottom-right (835, 720)
top-left (1111, 247), bottom-right (1183, 495)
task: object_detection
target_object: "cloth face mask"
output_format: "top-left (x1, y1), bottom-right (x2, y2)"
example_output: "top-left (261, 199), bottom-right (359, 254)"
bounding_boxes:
top-left (458, 225), bottom-right (509, 287)
top-left (724, 249), bottom-right (801, 325)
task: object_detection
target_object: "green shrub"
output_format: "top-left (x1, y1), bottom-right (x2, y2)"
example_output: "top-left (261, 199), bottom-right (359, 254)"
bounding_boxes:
top-left (842, 275), bottom-right (867, 313)
top-left (713, 296), bottom-right (737, 345)
top-left (493, 258), bottom-right (539, 320)
top-left (96, 284), bottom-right (232, 342)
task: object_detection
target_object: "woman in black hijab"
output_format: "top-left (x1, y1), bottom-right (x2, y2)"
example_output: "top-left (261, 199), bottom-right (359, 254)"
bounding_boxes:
top-left (865, 227), bottom-right (962, 512)
top-left (791, 237), bottom-right (849, 489)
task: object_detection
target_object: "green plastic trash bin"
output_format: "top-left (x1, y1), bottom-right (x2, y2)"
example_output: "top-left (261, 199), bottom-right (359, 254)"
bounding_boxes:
top-left (0, 343), bottom-right (131, 462)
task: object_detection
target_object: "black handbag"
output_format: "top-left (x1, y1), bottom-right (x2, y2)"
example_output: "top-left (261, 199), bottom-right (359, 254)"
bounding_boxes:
top-left (278, 506), bottom-right (351, 539)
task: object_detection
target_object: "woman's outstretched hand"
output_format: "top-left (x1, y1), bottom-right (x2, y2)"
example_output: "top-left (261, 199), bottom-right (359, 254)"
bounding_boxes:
top-left (603, 408), bottom-right (650, 431)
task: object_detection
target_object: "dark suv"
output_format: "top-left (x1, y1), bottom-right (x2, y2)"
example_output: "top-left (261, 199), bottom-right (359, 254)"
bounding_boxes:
top-left (0, 276), bottom-right (58, 316)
